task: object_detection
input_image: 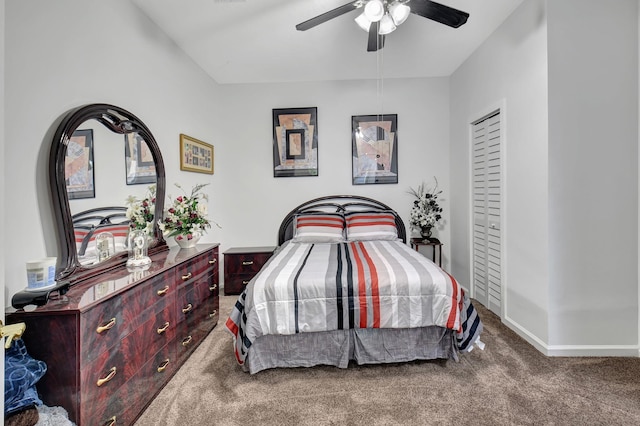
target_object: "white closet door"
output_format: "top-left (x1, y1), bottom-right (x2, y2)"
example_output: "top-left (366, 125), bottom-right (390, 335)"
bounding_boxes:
top-left (472, 112), bottom-right (501, 315)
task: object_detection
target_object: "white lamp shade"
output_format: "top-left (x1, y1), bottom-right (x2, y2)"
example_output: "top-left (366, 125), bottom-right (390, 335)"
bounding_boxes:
top-left (389, 2), bottom-right (411, 26)
top-left (378, 14), bottom-right (397, 35)
top-left (364, 0), bottom-right (384, 22)
top-left (355, 12), bottom-right (372, 32)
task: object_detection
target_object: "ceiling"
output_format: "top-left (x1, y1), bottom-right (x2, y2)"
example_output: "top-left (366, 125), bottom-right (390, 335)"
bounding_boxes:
top-left (132, 0), bottom-right (523, 85)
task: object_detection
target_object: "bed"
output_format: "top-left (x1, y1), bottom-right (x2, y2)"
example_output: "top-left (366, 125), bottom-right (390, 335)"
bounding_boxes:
top-left (225, 195), bottom-right (483, 374)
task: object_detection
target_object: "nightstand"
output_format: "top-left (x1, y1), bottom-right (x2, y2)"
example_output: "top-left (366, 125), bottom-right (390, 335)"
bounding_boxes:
top-left (223, 246), bottom-right (277, 295)
top-left (410, 237), bottom-right (443, 267)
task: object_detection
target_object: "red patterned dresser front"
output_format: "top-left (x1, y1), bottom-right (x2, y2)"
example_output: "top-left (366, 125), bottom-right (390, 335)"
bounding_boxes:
top-left (7, 244), bottom-right (219, 426)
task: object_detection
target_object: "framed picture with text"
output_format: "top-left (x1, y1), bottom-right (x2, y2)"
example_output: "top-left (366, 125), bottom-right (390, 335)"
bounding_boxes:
top-left (180, 134), bottom-right (214, 174)
top-left (272, 107), bottom-right (318, 177)
top-left (351, 114), bottom-right (398, 185)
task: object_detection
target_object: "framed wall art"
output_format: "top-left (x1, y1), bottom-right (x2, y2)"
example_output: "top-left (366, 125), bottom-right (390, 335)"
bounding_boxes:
top-left (125, 133), bottom-right (156, 185)
top-left (351, 114), bottom-right (398, 185)
top-left (65, 129), bottom-right (95, 199)
top-left (180, 134), bottom-right (214, 174)
top-left (272, 107), bottom-right (318, 177)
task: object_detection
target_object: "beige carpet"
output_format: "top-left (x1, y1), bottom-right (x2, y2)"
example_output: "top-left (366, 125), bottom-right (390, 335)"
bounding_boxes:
top-left (135, 295), bottom-right (640, 426)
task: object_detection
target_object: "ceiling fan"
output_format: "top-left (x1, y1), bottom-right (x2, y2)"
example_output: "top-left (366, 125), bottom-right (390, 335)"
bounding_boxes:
top-left (296, 0), bottom-right (469, 52)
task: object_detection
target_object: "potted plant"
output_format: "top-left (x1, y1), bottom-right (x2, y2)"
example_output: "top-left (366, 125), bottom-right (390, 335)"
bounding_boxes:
top-left (159, 183), bottom-right (215, 248)
top-left (408, 178), bottom-right (443, 239)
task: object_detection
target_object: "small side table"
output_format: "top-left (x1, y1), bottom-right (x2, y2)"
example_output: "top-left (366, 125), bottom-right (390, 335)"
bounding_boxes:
top-left (223, 246), bottom-right (277, 295)
top-left (410, 237), bottom-right (443, 267)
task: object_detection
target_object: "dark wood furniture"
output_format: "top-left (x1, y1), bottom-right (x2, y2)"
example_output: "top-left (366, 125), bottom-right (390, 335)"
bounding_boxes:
top-left (277, 195), bottom-right (406, 245)
top-left (223, 246), bottom-right (277, 295)
top-left (49, 103), bottom-right (167, 285)
top-left (7, 244), bottom-right (219, 426)
top-left (410, 237), bottom-right (443, 267)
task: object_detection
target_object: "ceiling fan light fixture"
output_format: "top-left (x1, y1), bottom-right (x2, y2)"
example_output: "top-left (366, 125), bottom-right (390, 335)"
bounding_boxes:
top-left (355, 12), bottom-right (372, 32)
top-left (378, 14), bottom-right (397, 35)
top-left (388, 2), bottom-right (410, 26)
top-left (364, 0), bottom-right (385, 22)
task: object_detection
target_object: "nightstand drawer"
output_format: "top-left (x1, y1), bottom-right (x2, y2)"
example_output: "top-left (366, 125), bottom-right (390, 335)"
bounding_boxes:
top-left (223, 246), bottom-right (276, 295)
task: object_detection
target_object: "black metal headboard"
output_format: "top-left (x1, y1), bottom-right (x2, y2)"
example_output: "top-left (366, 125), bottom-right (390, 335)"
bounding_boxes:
top-left (278, 195), bottom-right (406, 245)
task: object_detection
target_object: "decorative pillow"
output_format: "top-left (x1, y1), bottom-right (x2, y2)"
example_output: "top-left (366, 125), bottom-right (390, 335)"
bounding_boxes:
top-left (345, 211), bottom-right (399, 241)
top-left (292, 212), bottom-right (345, 243)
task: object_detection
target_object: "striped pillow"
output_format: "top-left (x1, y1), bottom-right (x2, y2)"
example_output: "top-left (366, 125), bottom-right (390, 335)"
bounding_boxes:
top-left (292, 212), bottom-right (345, 243)
top-left (345, 211), bottom-right (399, 241)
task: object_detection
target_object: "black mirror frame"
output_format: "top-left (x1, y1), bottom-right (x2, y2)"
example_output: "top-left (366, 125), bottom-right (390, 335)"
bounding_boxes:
top-left (50, 104), bottom-right (167, 284)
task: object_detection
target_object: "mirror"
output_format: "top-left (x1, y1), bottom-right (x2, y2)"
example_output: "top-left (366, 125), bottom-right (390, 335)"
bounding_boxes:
top-left (50, 104), bottom-right (167, 283)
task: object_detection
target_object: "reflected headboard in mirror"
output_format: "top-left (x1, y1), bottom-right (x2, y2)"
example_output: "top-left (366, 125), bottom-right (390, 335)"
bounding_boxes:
top-left (50, 104), bottom-right (167, 284)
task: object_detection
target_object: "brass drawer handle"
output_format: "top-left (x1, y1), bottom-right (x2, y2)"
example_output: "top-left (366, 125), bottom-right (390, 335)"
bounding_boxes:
top-left (96, 318), bottom-right (116, 334)
top-left (96, 366), bottom-right (117, 387)
top-left (209, 259), bottom-right (217, 264)
top-left (242, 260), bottom-right (254, 266)
top-left (157, 322), bottom-right (170, 334)
top-left (104, 416), bottom-right (116, 426)
top-left (182, 335), bottom-right (192, 346)
top-left (181, 272), bottom-right (192, 280)
top-left (157, 359), bottom-right (170, 373)
top-left (182, 303), bottom-right (193, 314)
top-left (209, 310), bottom-right (217, 319)
top-left (157, 285), bottom-right (170, 296)
top-left (209, 284), bottom-right (217, 291)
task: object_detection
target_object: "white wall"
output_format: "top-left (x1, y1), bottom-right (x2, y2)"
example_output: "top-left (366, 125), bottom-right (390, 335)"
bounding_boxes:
top-left (547, 0), bottom-right (638, 351)
top-left (4, 1), bottom-right (453, 302)
top-left (3, 0), bottom-right (224, 300)
top-left (452, 0), bottom-right (639, 355)
top-left (450, 0), bottom-right (551, 346)
top-left (214, 78), bottom-right (452, 258)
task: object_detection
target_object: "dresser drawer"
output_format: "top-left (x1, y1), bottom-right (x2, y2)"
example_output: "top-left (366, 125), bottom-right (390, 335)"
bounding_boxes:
top-left (80, 304), bottom-right (176, 411)
top-left (175, 301), bottom-right (218, 365)
top-left (81, 274), bottom-right (175, 362)
top-left (84, 344), bottom-right (174, 426)
top-left (117, 345), bottom-right (174, 426)
top-left (175, 249), bottom-right (218, 284)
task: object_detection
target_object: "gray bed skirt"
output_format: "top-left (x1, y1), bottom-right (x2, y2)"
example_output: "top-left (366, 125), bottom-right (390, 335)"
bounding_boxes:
top-left (243, 326), bottom-right (458, 374)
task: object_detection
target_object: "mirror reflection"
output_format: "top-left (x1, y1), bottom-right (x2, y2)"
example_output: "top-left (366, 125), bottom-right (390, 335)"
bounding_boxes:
top-left (64, 120), bottom-right (158, 266)
top-left (50, 103), bottom-right (167, 283)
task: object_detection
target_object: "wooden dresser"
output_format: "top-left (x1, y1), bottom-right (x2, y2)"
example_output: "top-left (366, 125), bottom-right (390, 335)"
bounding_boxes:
top-left (7, 244), bottom-right (219, 426)
top-left (223, 246), bottom-right (276, 295)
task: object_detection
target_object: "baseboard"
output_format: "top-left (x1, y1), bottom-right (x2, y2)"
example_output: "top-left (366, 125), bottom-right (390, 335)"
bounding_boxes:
top-left (502, 315), bottom-right (549, 354)
top-left (502, 315), bottom-right (640, 357)
top-left (544, 345), bottom-right (640, 357)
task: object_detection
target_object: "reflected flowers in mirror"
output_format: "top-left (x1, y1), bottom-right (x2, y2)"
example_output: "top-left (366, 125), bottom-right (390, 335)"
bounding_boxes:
top-left (125, 184), bottom-right (156, 235)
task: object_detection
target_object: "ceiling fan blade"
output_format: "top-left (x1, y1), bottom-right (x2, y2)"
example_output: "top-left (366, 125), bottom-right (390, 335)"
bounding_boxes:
top-left (367, 21), bottom-right (385, 52)
top-left (408, 0), bottom-right (469, 28)
top-left (296, 1), bottom-right (362, 31)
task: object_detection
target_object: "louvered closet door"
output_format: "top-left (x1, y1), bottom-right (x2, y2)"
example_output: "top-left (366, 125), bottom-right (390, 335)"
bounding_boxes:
top-left (472, 112), bottom-right (501, 316)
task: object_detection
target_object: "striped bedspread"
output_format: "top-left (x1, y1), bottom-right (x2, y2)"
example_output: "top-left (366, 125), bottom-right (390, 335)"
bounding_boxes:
top-left (226, 240), bottom-right (483, 365)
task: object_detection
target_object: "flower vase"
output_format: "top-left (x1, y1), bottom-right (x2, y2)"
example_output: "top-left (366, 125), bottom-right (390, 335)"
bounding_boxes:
top-left (174, 233), bottom-right (201, 249)
top-left (420, 226), bottom-right (433, 239)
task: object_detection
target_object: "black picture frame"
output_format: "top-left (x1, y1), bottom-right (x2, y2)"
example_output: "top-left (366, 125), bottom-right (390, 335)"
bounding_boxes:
top-left (66, 129), bottom-right (95, 199)
top-left (273, 107), bottom-right (318, 177)
top-left (125, 133), bottom-right (157, 185)
top-left (351, 114), bottom-right (398, 185)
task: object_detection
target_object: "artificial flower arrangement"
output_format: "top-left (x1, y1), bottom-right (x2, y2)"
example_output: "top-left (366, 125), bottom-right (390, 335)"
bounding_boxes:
top-left (159, 183), bottom-right (215, 242)
top-left (408, 178), bottom-right (443, 237)
top-left (125, 184), bottom-right (156, 235)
